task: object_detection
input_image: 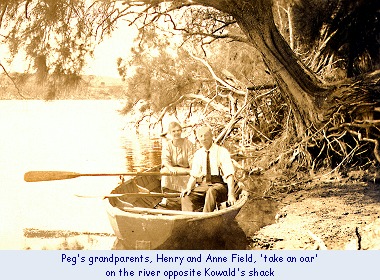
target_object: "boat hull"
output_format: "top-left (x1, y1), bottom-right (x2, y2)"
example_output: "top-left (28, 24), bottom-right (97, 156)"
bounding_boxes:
top-left (104, 167), bottom-right (249, 250)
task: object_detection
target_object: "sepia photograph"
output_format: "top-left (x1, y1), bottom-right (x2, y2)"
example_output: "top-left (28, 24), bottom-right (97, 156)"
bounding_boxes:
top-left (0, 0), bottom-right (379, 251)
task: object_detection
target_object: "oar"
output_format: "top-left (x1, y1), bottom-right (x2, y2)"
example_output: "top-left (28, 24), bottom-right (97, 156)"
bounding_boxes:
top-left (24, 170), bottom-right (190, 182)
top-left (75, 192), bottom-right (182, 199)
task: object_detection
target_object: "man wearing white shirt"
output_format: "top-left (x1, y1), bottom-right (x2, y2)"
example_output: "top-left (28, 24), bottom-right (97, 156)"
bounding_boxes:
top-left (181, 125), bottom-right (237, 212)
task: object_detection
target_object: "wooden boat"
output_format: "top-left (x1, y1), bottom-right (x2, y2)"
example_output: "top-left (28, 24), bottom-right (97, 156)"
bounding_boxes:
top-left (104, 167), bottom-right (249, 250)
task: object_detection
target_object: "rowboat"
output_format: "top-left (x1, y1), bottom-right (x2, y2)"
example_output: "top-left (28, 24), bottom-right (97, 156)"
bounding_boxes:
top-left (104, 167), bottom-right (249, 250)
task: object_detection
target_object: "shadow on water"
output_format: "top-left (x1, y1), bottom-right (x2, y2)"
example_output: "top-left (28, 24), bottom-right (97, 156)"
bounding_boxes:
top-left (157, 219), bottom-right (249, 250)
top-left (112, 219), bottom-right (249, 250)
top-left (236, 176), bottom-right (279, 238)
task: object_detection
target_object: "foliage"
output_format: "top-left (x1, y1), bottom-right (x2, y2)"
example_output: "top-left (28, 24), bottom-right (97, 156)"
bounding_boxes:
top-left (116, 18), bottom-right (288, 153)
top-left (291, 0), bottom-right (380, 78)
top-left (0, 0), bottom-right (127, 87)
top-left (117, 27), bottom-right (204, 113)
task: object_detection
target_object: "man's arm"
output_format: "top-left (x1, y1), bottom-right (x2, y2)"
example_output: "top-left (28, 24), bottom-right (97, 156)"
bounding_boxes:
top-left (225, 175), bottom-right (237, 206)
top-left (181, 175), bottom-right (197, 197)
top-left (218, 147), bottom-right (236, 205)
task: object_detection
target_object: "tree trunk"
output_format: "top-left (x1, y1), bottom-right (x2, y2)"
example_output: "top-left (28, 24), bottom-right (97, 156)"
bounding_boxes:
top-left (202, 0), bottom-right (332, 135)
top-left (35, 54), bottom-right (48, 84)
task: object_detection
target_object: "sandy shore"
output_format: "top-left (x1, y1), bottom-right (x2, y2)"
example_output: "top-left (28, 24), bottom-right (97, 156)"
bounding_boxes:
top-left (248, 172), bottom-right (380, 250)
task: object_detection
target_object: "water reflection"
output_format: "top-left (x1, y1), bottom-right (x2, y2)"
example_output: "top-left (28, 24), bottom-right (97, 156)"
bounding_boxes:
top-left (121, 131), bottom-right (162, 172)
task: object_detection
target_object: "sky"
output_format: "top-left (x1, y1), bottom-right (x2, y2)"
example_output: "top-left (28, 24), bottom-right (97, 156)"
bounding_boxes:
top-left (84, 23), bottom-right (137, 78)
top-left (0, 22), bottom-right (137, 79)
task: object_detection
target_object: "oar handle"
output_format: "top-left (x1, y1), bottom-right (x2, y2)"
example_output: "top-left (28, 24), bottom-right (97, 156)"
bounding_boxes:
top-left (75, 192), bottom-right (181, 199)
top-left (24, 170), bottom-right (190, 182)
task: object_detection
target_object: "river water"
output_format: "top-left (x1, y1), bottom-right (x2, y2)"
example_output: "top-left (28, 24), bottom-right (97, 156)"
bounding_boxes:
top-left (0, 100), bottom-right (277, 249)
top-left (0, 100), bottom-right (173, 249)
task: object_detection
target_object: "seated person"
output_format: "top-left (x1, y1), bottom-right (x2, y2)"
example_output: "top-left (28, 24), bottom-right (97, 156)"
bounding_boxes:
top-left (181, 124), bottom-right (237, 212)
top-left (160, 122), bottom-right (195, 206)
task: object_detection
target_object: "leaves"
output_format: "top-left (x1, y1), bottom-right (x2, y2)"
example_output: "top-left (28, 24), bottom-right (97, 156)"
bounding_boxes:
top-left (292, 0), bottom-right (380, 77)
top-left (0, 0), bottom-right (128, 78)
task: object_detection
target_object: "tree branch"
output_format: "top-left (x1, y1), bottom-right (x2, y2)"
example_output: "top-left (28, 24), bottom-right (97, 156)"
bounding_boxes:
top-left (154, 92), bottom-right (230, 123)
top-left (187, 51), bottom-right (247, 96)
top-left (0, 2), bottom-right (8, 28)
top-left (345, 129), bottom-right (380, 162)
top-left (183, 30), bottom-right (247, 43)
top-left (0, 63), bottom-right (29, 99)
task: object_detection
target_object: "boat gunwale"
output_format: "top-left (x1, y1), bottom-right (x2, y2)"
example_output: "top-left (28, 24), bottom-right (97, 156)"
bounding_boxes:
top-left (104, 190), bottom-right (249, 220)
top-left (105, 165), bottom-right (249, 220)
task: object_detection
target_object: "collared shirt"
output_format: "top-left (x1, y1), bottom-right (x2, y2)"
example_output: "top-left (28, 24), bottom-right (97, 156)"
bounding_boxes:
top-left (190, 143), bottom-right (234, 181)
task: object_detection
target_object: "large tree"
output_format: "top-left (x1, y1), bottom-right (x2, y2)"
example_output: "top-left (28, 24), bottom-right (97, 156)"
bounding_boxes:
top-left (1, 0), bottom-right (379, 166)
top-left (120, 0), bottom-right (380, 165)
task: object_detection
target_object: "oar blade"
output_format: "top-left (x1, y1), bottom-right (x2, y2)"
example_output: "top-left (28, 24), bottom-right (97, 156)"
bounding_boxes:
top-left (24, 171), bottom-right (81, 182)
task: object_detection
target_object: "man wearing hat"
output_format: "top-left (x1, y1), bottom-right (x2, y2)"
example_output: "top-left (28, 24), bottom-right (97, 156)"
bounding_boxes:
top-left (181, 125), bottom-right (237, 212)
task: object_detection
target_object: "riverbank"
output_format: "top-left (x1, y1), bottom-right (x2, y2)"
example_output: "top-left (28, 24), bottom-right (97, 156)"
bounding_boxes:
top-left (23, 229), bottom-right (116, 250)
top-left (245, 170), bottom-right (380, 250)
top-left (0, 74), bottom-right (126, 99)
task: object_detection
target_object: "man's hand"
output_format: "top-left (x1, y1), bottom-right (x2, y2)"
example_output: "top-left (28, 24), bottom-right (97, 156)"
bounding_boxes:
top-left (226, 175), bottom-right (236, 206)
top-left (180, 187), bottom-right (192, 197)
top-left (181, 176), bottom-right (196, 197)
top-left (227, 193), bottom-right (237, 206)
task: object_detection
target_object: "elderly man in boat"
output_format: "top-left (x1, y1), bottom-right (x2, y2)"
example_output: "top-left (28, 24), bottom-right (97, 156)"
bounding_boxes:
top-left (181, 124), bottom-right (237, 212)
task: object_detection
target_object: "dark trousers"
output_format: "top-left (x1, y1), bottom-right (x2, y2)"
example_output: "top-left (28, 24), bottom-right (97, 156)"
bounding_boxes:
top-left (181, 182), bottom-right (228, 212)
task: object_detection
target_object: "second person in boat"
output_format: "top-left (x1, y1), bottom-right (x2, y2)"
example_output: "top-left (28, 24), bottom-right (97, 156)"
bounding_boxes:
top-left (160, 121), bottom-right (195, 206)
